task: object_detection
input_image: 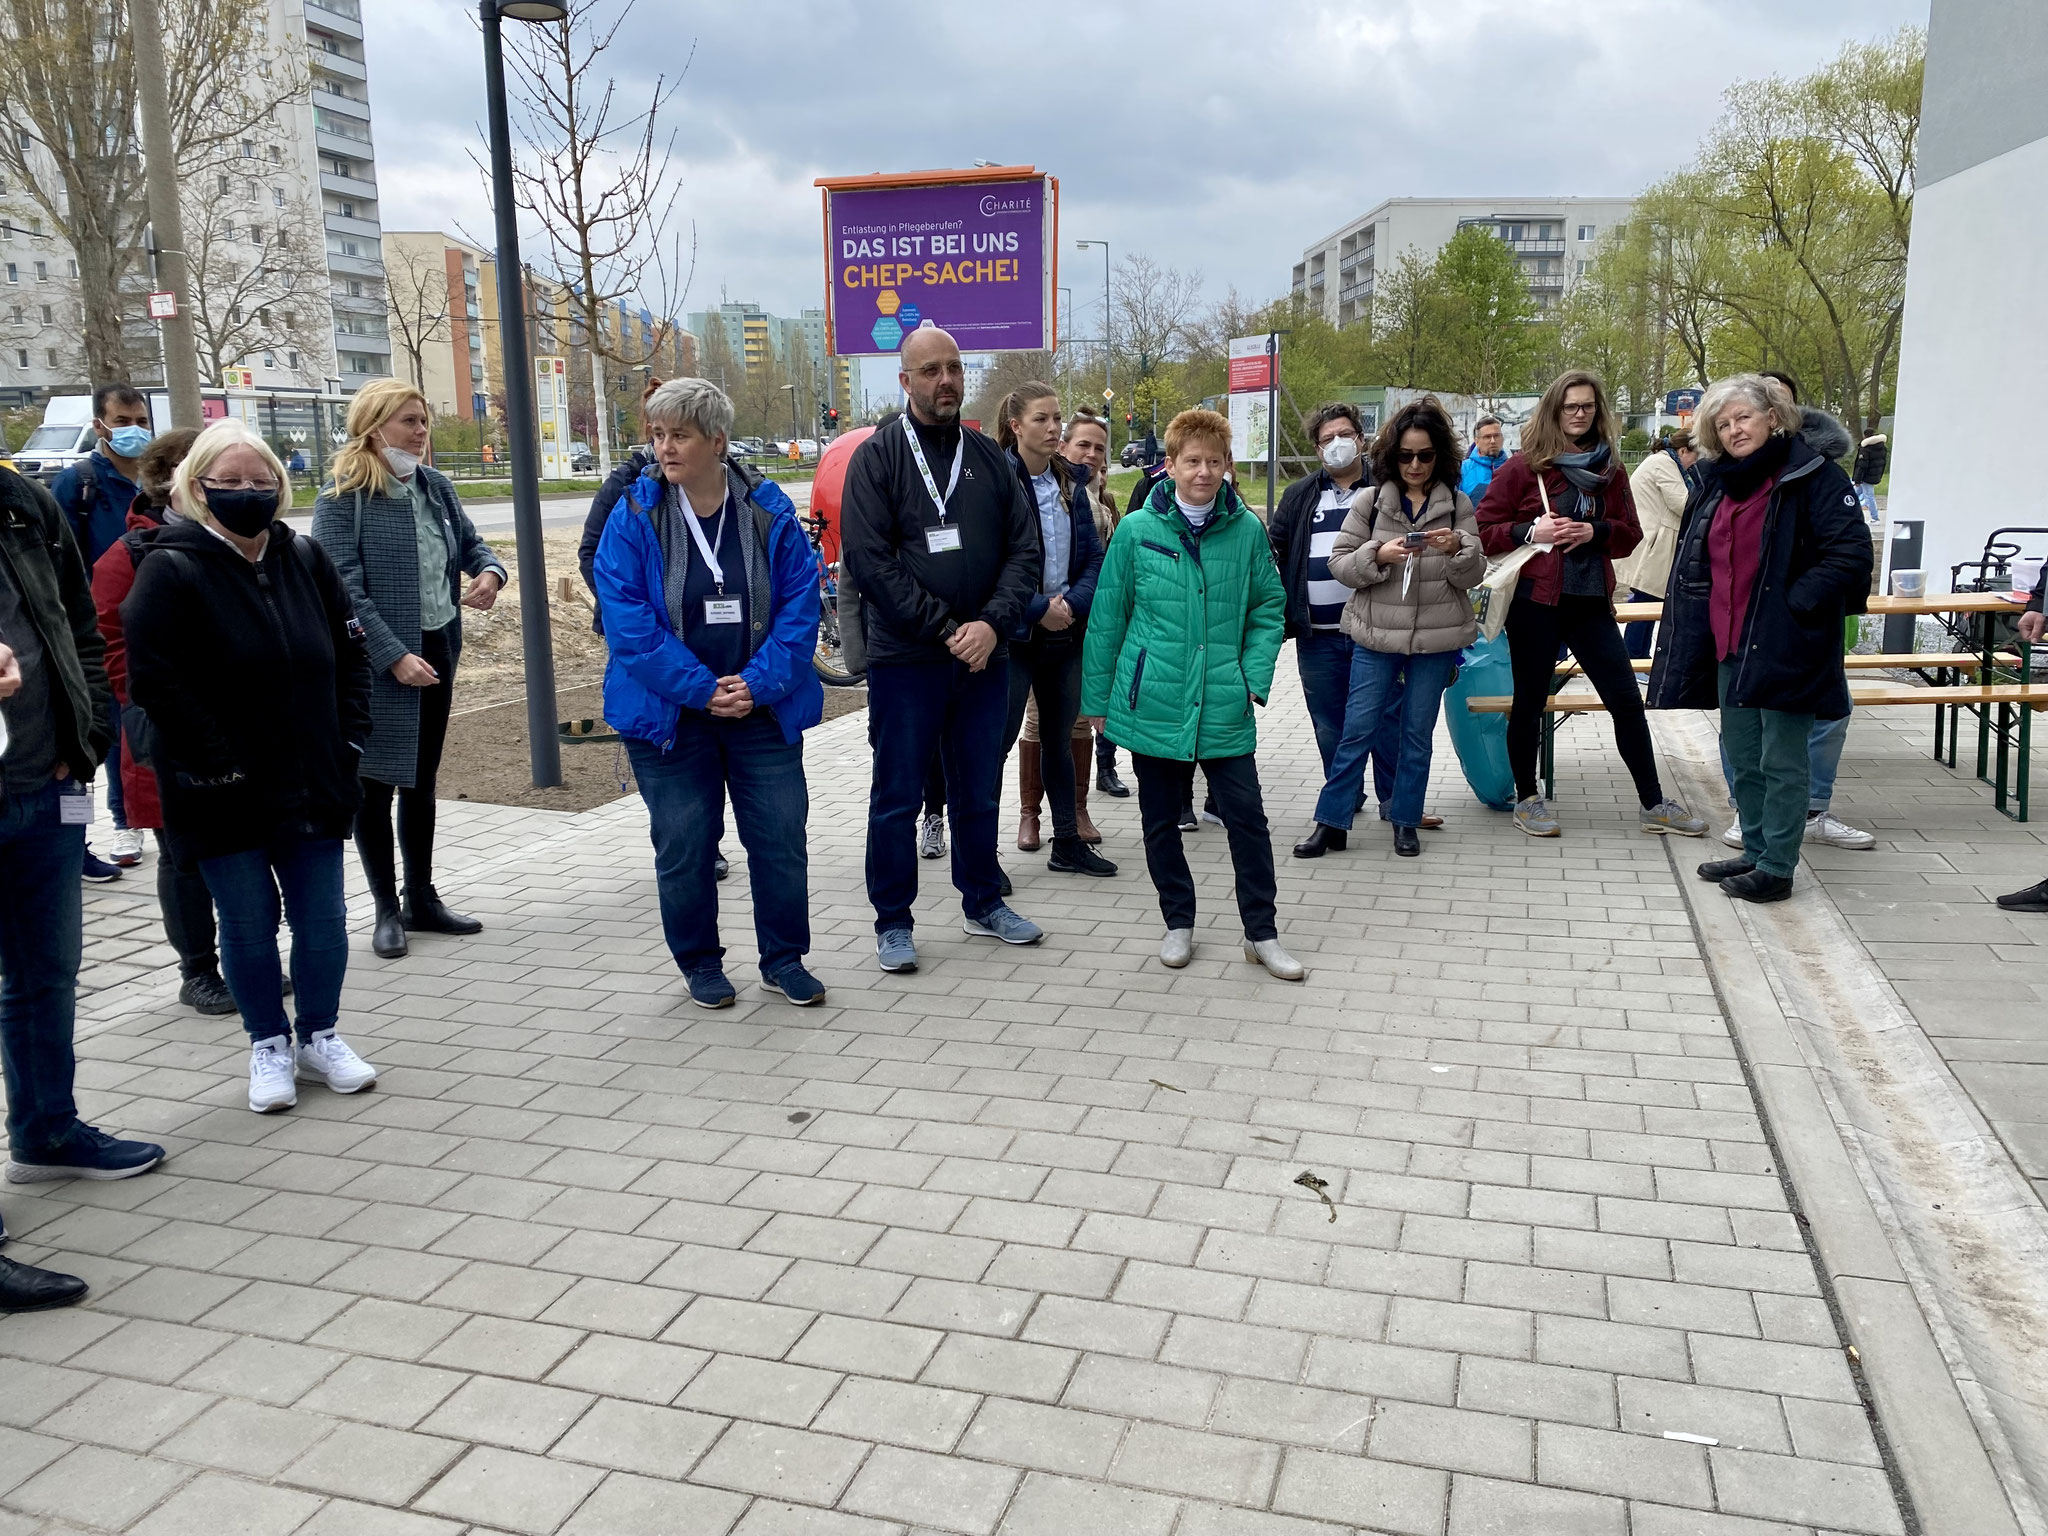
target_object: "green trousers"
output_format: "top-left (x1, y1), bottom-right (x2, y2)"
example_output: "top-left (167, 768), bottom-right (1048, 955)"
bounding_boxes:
top-left (1718, 659), bottom-right (1813, 879)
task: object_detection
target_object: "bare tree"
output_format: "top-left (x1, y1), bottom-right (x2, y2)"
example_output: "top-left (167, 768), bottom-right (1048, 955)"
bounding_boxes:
top-left (0, 0), bottom-right (307, 382)
top-left (384, 241), bottom-right (452, 394)
top-left (503, 0), bottom-right (693, 477)
top-left (1111, 252), bottom-right (1204, 389)
top-left (184, 185), bottom-right (330, 384)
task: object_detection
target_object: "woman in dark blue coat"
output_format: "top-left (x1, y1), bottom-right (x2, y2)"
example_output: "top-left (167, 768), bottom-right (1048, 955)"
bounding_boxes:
top-left (1648, 374), bottom-right (1872, 903)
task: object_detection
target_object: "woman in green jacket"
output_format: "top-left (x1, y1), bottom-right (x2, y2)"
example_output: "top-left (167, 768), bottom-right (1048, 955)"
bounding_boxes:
top-left (1081, 409), bottom-right (1301, 980)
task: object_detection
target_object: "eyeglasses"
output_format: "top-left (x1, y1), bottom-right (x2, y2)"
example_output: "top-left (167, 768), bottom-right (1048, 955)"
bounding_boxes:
top-left (1560, 402), bottom-right (1598, 416)
top-left (1396, 449), bottom-right (1436, 465)
top-left (199, 477), bottom-right (279, 493)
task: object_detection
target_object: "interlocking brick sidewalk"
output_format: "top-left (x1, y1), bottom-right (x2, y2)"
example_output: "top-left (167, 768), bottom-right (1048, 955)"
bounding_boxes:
top-left (2, 674), bottom-right (1906, 1535)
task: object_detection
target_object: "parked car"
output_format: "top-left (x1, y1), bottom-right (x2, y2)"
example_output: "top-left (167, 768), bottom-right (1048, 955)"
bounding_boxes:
top-left (570, 443), bottom-right (596, 473)
top-left (1119, 440), bottom-right (1148, 467)
top-left (732, 436), bottom-right (768, 458)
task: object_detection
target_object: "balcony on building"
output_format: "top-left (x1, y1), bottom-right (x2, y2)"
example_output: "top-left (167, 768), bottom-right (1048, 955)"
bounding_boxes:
top-left (312, 86), bottom-right (370, 122)
top-left (305, 0), bottom-right (363, 39)
top-left (326, 250), bottom-right (384, 279)
top-left (319, 171), bottom-right (379, 203)
top-left (312, 47), bottom-right (367, 83)
top-left (335, 327), bottom-right (392, 355)
top-left (323, 212), bottom-right (382, 241)
top-left (1506, 237), bottom-right (1566, 255)
top-left (1525, 272), bottom-right (1566, 291)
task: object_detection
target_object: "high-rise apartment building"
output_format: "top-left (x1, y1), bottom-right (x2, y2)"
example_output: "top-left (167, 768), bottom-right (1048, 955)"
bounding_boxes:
top-left (1293, 197), bottom-right (1635, 328)
top-left (686, 301), bottom-right (856, 417)
top-left (296, 0), bottom-right (390, 389)
top-left (382, 231), bottom-right (487, 420)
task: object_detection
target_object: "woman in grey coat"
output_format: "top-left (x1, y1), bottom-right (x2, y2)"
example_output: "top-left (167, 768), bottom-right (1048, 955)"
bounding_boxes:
top-left (1294, 398), bottom-right (1485, 859)
top-left (312, 380), bottom-right (507, 959)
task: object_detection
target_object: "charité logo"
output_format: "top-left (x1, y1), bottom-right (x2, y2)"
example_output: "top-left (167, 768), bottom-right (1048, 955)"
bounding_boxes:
top-left (979, 193), bottom-right (1032, 217)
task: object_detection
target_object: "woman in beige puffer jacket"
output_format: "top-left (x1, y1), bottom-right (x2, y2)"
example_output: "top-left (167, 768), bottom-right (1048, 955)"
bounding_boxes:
top-left (1294, 398), bottom-right (1485, 858)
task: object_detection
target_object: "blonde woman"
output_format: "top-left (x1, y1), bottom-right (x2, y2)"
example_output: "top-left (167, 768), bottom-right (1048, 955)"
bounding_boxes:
top-left (311, 380), bottom-right (507, 960)
top-left (122, 421), bottom-right (377, 1113)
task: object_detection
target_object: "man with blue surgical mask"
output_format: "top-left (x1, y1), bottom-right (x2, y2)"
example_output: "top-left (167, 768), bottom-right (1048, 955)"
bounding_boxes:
top-left (49, 383), bottom-right (153, 878)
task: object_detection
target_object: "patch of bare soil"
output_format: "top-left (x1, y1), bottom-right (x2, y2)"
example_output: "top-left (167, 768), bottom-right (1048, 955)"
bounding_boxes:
top-left (438, 531), bottom-right (867, 811)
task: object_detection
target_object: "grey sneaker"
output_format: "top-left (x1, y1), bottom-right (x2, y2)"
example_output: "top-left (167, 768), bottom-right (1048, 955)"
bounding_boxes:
top-left (1721, 820), bottom-right (1745, 849)
top-left (918, 813), bottom-right (946, 860)
top-left (1806, 812), bottom-right (1874, 850)
top-left (1514, 796), bottom-right (1559, 837)
top-left (1641, 799), bottom-right (1706, 837)
top-left (876, 928), bottom-right (918, 973)
top-left (1159, 928), bottom-right (1194, 968)
top-left (963, 905), bottom-right (1043, 946)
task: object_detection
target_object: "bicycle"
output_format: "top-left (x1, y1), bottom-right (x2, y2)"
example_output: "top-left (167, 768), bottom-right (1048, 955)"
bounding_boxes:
top-left (806, 511), bottom-right (859, 687)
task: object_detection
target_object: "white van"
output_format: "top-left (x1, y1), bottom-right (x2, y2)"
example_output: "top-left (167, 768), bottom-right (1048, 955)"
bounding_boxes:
top-left (14, 393), bottom-right (175, 483)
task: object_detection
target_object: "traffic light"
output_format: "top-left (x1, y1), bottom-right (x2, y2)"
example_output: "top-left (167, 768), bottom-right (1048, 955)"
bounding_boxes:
top-left (1125, 412), bottom-right (1134, 426)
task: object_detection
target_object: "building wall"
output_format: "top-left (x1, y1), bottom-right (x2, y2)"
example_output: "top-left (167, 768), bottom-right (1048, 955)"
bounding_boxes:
top-left (1887, 0), bottom-right (2048, 589)
top-left (291, 0), bottom-right (388, 389)
top-left (1292, 197), bottom-right (1635, 328)
top-left (380, 231), bottom-right (486, 420)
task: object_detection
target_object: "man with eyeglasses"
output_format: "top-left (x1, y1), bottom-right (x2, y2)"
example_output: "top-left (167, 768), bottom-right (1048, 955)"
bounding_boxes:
top-left (0, 461), bottom-right (166, 1311)
top-left (841, 323), bottom-right (1046, 973)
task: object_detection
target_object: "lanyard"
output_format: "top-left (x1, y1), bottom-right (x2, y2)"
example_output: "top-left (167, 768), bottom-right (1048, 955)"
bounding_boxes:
top-left (682, 490), bottom-right (731, 594)
top-left (902, 414), bottom-right (963, 523)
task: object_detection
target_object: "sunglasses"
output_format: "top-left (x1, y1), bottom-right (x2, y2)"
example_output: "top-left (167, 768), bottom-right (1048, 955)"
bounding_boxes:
top-left (1396, 449), bottom-right (1436, 465)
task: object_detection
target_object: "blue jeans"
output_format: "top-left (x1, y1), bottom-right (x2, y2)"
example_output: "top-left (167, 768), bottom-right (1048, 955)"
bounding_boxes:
top-left (0, 781), bottom-right (85, 1154)
top-left (1314, 647), bottom-right (1459, 830)
top-left (199, 837), bottom-right (348, 1043)
top-left (626, 711), bottom-right (809, 978)
top-left (1622, 588), bottom-right (1660, 661)
top-left (1297, 629), bottom-right (1395, 800)
top-left (867, 656), bottom-right (1008, 930)
top-left (1717, 709), bottom-right (1852, 813)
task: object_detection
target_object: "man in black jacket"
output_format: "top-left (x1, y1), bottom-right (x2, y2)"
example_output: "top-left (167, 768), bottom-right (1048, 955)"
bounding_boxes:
top-left (0, 463), bottom-right (166, 1311)
top-left (842, 325), bottom-right (1044, 971)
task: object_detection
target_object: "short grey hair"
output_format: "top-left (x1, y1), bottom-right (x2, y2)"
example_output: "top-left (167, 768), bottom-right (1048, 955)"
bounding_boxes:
top-left (644, 376), bottom-right (734, 441)
top-left (1694, 374), bottom-right (1801, 460)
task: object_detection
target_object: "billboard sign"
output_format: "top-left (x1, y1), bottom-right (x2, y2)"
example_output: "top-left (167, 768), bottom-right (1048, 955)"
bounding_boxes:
top-left (535, 356), bottom-right (569, 479)
top-left (1228, 334), bottom-right (1275, 393)
top-left (818, 167), bottom-right (1057, 357)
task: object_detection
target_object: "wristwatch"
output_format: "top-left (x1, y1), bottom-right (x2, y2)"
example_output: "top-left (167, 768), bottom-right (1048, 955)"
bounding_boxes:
top-left (939, 619), bottom-right (960, 643)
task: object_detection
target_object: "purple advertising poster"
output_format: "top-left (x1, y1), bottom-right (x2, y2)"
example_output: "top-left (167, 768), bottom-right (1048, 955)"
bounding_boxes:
top-left (825, 177), bottom-right (1051, 355)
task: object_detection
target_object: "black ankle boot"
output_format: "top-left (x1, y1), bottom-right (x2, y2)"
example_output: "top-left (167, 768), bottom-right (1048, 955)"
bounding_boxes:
top-left (372, 895), bottom-right (408, 958)
top-left (1048, 836), bottom-right (1117, 878)
top-left (1292, 824), bottom-right (1347, 859)
top-left (401, 885), bottom-right (484, 936)
top-left (1722, 868), bottom-right (1794, 903)
top-left (1393, 825), bottom-right (1420, 857)
top-left (1696, 856), bottom-right (1755, 884)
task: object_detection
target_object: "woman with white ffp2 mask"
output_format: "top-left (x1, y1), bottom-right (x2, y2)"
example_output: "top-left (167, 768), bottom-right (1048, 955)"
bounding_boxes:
top-left (311, 380), bottom-right (509, 960)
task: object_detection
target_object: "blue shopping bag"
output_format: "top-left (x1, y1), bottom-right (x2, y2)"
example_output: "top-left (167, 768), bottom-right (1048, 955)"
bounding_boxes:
top-left (1443, 634), bottom-right (1517, 811)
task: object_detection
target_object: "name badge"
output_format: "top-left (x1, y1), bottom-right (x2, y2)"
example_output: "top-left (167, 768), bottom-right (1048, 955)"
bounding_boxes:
top-left (925, 525), bottom-right (963, 554)
top-left (57, 788), bottom-right (93, 825)
top-left (704, 597), bottom-right (743, 625)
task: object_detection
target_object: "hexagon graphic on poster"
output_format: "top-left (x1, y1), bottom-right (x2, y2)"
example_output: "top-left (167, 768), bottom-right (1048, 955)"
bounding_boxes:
top-left (871, 316), bottom-right (904, 350)
top-left (875, 289), bottom-right (901, 316)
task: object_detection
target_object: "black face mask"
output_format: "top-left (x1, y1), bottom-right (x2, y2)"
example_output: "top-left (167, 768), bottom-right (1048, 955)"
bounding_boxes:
top-left (207, 487), bottom-right (280, 537)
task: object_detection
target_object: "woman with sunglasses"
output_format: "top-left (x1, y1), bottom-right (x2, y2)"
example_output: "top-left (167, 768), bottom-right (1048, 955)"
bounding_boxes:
top-left (1476, 371), bottom-right (1704, 840)
top-left (1294, 398), bottom-right (1483, 859)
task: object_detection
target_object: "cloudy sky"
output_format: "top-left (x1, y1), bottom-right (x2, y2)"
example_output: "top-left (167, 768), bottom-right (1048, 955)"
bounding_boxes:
top-left (362, 0), bottom-right (1926, 344)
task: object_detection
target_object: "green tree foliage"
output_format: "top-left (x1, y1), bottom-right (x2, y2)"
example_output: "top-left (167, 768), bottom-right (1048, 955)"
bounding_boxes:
top-left (1428, 227), bottom-right (1543, 397)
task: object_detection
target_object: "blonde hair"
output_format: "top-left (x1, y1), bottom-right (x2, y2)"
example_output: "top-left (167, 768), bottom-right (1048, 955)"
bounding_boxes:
top-left (1164, 408), bottom-right (1231, 460)
top-left (333, 378), bottom-right (429, 496)
top-left (1521, 370), bottom-right (1619, 471)
top-left (1692, 375), bottom-right (1802, 461)
top-left (170, 420), bottom-right (290, 528)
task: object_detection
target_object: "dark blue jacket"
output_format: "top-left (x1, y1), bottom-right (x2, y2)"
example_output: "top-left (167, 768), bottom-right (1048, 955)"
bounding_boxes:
top-left (50, 450), bottom-right (139, 567)
top-left (594, 465), bottom-right (823, 747)
top-left (1005, 451), bottom-right (1103, 641)
top-left (1647, 435), bottom-right (1872, 720)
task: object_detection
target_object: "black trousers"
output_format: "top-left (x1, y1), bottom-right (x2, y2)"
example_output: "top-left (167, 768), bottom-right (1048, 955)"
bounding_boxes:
top-left (1132, 752), bottom-right (1277, 942)
top-left (1001, 633), bottom-right (1083, 841)
top-left (358, 621), bottom-right (457, 899)
top-left (154, 830), bottom-right (218, 979)
top-left (1504, 590), bottom-right (1662, 806)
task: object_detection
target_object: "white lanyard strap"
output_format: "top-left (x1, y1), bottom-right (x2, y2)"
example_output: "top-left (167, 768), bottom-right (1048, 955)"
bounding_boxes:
top-left (902, 413), bottom-right (964, 523)
top-left (683, 490), bottom-right (731, 594)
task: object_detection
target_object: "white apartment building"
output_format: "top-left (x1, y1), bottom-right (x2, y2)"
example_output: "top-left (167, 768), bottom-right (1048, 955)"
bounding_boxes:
top-left (294, 0), bottom-right (390, 390)
top-left (1292, 197), bottom-right (1635, 328)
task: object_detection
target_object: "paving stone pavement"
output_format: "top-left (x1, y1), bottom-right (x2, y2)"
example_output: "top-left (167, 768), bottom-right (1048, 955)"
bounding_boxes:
top-left (2, 664), bottom-right (1910, 1535)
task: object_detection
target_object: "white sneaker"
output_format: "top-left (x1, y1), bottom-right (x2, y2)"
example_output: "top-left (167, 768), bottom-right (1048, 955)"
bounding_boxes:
top-left (1806, 812), bottom-right (1875, 850)
top-left (918, 813), bottom-right (946, 860)
top-left (248, 1037), bottom-right (297, 1113)
top-left (108, 827), bottom-right (144, 866)
top-left (294, 1030), bottom-right (377, 1094)
top-left (1721, 820), bottom-right (1745, 850)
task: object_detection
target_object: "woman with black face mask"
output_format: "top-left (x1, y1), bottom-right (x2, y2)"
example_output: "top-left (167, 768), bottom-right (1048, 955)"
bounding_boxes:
top-left (122, 421), bottom-right (376, 1115)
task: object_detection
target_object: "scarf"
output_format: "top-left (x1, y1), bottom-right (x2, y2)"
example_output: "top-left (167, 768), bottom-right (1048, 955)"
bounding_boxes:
top-left (1709, 432), bottom-right (1792, 503)
top-left (1551, 440), bottom-right (1612, 598)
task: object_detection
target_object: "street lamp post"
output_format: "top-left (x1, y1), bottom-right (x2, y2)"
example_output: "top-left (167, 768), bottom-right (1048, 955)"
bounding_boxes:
top-left (1075, 239), bottom-right (1111, 413)
top-left (481, 0), bottom-right (568, 789)
top-left (780, 383), bottom-right (799, 446)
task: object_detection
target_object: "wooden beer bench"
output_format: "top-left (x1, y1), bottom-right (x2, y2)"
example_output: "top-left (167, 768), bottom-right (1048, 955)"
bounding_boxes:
top-left (1467, 593), bottom-right (2047, 819)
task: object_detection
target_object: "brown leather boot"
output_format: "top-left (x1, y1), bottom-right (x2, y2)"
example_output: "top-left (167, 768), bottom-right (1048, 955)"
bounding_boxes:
top-left (1071, 732), bottom-right (1101, 844)
top-left (1017, 741), bottom-right (1043, 851)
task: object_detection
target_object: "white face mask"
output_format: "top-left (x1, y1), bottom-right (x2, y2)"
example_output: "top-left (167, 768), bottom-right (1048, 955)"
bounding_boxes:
top-left (1320, 435), bottom-right (1360, 472)
top-left (381, 444), bottom-right (420, 479)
